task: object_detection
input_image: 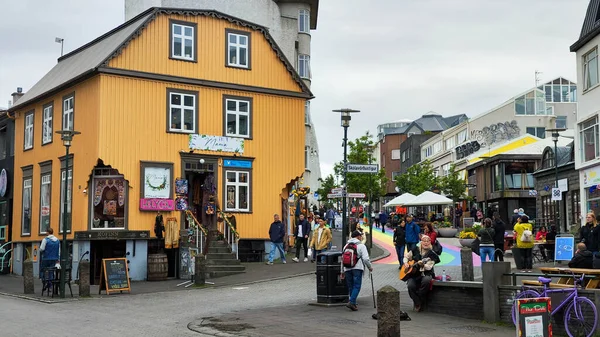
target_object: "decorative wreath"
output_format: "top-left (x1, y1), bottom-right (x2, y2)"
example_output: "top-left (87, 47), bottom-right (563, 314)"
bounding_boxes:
top-left (146, 175), bottom-right (167, 191)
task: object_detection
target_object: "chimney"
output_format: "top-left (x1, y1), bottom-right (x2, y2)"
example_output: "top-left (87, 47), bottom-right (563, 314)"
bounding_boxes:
top-left (11, 87), bottom-right (24, 104)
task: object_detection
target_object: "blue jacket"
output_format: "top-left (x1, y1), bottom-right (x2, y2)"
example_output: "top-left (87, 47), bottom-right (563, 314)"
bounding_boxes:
top-left (379, 212), bottom-right (388, 224)
top-left (405, 221), bottom-right (420, 244)
top-left (41, 236), bottom-right (60, 261)
top-left (269, 221), bottom-right (286, 243)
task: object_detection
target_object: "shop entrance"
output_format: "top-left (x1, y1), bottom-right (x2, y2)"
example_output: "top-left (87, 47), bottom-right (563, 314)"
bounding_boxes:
top-left (184, 171), bottom-right (210, 229)
top-left (90, 240), bottom-right (126, 285)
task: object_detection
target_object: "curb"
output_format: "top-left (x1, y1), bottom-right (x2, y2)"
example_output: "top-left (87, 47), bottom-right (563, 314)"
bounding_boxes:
top-left (0, 291), bottom-right (72, 304)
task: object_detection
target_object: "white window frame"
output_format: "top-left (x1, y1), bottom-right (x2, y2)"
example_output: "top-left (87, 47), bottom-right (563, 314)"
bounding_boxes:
top-left (63, 96), bottom-right (74, 131)
top-left (298, 9), bottom-right (310, 33)
top-left (584, 47), bottom-right (599, 91)
top-left (225, 98), bottom-right (251, 138)
top-left (59, 169), bottom-right (73, 234)
top-left (401, 151), bottom-right (406, 162)
top-left (225, 170), bottom-right (250, 212)
top-left (457, 130), bottom-right (467, 144)
top-left (168, 91), bottom-right (196, 133)
top-left (391, 149), bottom-right (400, 160)
top-left (24, 113), bottom-right (33, 150)
top-left (579, 116), bottom-right (600, 163)
top-left (298, 54), bottom-right (311, 79)
top-left (22, 178), bottom-right (32, 236)
top-left (305, 146), bottom-right (310, 170)
top-left (171, 22), bottom-right (195, 61)
top-left (433, 142), bottom-right (442, 154)
top-left (227, 32), bottom-right (249, 68)
top-left (442, 164), bottom-right (451, 177)
top-left (305, 101), bottom-right (311, 125)
top-left (42, 104), bottom-right (53, 144)
top-left (445, 137), bottom-right (455, 150)
top-left (39, 174), bottom-right (51, 234)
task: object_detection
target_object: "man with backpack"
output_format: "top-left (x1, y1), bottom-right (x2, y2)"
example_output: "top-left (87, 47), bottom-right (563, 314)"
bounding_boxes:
top-left (341, 230), bottom-right (373, 311)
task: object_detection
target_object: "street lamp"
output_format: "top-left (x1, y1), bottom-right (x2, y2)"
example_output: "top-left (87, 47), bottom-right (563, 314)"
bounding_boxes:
top-left (547, 128), bottom-right (566, 233)
top-left (365, 144), bottom-right (376, 250)
top-left (333, 108), bottom-right (360, 248)
top-left (55, 37), bottom-right (64, 57)
top-left (55, 129), bottom-right (80, 298)
top-left (479, 156), bottom-right (490, 218)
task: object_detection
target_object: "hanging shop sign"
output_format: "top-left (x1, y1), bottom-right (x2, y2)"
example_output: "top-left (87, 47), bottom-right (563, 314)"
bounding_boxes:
top-left (0, 169), bottom-right (7, 197)
top-left (455, 141), bottom-right (481, 160)
top-left (189, 134), bottom-right (245, 154)
top-left (140, 198), bottom-right (175, 211)
top-left (223, 159), bottom-right (252, 168)
top-left (582, 165), bottom-right (600, 188)
top-left (74, 230), bottom-right (150, 240)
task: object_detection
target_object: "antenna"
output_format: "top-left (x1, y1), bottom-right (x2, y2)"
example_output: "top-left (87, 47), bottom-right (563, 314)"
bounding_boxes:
top-left (535, 70), bottom-right (542, 87)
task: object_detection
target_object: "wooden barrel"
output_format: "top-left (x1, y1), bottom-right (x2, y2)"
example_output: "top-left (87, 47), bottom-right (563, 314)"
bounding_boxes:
top-left (147, 253), bottom-right (168, 281)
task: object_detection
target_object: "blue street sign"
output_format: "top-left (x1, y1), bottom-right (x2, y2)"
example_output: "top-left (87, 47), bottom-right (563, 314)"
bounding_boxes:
top-left (223, 159), bottom-right (252, 168)
top-left (554, 235), bottom-right (574, 261)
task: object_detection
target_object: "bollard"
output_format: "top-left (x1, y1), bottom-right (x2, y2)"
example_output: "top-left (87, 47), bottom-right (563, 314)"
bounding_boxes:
top-left (79, 260), bottom-right (90, 297)
top-left (377, 285), bottom-right (400, 337)
top-left (195, 254), bottom-right (206, 286)
top-left (460, 247), bottom-right (474, 281)
top-left (482, 262), bottom-right (511, 323)
top-left (23, 260), bottom-right (34, 294)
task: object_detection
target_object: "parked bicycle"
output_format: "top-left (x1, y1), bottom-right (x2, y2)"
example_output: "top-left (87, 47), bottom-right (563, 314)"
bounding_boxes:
top-left (511, 271), bottom-right (598, 337)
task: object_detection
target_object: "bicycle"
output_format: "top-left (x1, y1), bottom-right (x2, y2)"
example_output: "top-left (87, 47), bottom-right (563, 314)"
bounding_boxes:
top-left (511, 271), bottom-right (598, 337)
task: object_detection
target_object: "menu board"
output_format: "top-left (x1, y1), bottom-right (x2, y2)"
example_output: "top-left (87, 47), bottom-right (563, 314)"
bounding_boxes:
top-left (516, 297), bottom-right (552, 337)
top-left (99, 258), bottom-right (131, 295)
top-left (554, 235), bottom-right (575, 262)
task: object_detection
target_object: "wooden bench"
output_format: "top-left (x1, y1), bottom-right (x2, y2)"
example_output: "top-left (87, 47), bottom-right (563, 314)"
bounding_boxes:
top-left (521, 280), bottom-right (575, 288)
top-left (539, 267), bottom-right (600, 289)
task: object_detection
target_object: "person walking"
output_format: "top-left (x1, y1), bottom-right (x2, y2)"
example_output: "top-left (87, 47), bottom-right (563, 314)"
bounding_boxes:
top-left (379, 210), bottom-right (388, 231)
top-left (293, 214), bottom-right (311, 262)
top-left (478, 218), bottom-right (496, 262)
top-left (405, 215), bottom-right (421, 251)
top-left (341, 230), bottom-right (373, 311)
top-left (310, 218), bottom-right (332, 263)
top-left (374, 211), bottom-right (380, 228)
top-left (492, 212), bottom-right (506, 261)
top-left (267, 214), bottom-right (286, 265)
top-left (326, 207), bottom-right (335, 228)
top-left (393, 220), bottom-right (406, 268)
top-left (513, 215), bottom-right (534, 272)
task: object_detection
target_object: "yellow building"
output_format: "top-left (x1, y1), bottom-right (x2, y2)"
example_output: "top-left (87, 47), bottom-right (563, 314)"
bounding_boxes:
top-left (9, 8), bottom-right (311, 281)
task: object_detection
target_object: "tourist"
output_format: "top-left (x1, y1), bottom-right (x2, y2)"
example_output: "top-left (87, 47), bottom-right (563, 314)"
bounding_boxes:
top-left (292, 214), bottom-right (311, 263)
top-left (393, 220), bottom-right (406, 268)
top-left (39, 227), bottom-right (60, 272)
top-left (513, 215), bottom-right (534, 272)
top-left (478, 218), bottom-right (496, 262)
top-left (326, 207), bottom-right (335, 227)
top-left (341, 230), bottom-right (373, 311)
top-left (310, 218), bottom-right (332, 263)
top-left (492, 212), bottom-right (506, 262)
top-left (266, 214), bottom-right (286, 265)
top-left (568, 243), bottom-right (593, 269)
top-left (423, 223), bottom-right (437, 244)
top-left (404, 236), bottom-right (440, 312)
top-left (405, 215), bottom-right (421, 251)
top-left (510, 209), bottom-right (520, 228)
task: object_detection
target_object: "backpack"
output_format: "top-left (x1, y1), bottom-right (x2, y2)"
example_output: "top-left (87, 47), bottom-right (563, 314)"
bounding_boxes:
top-left (342, 243), bottom-right (360, 268)
top-left (521, 229), bottom-right (533, 243)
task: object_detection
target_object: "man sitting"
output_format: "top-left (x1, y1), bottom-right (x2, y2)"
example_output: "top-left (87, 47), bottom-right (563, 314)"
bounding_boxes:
top-left (568, 243), bottom-right (593, 269)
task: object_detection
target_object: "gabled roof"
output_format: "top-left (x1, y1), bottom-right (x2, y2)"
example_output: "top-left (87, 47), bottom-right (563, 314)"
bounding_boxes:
top-left (10, 7), bottom-right (312, 111)
top-left (571, 0), bottom-right (600, 52)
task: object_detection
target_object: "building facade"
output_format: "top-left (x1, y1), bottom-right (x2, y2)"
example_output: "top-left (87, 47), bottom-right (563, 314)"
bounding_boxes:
top-left (125, 0), bottom-right (322, 206)
top-left (0, 105), bottom-right (14, 274)
top-left (9, 8), bottom-right (310, 281)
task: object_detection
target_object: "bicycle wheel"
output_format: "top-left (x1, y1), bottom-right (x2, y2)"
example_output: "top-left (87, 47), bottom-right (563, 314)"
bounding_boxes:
top-left (564, 297), bottom-right (597, 337)
top-left (512, 289), bottom-right (541, 325)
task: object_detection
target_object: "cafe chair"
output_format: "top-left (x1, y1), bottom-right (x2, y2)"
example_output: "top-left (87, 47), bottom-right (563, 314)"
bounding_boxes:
top-left (41, 267), bottom-right (58, 297)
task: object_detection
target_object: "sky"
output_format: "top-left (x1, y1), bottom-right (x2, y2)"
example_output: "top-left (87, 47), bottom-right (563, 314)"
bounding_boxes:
top-left (0, 0), bottom-right (591, 179)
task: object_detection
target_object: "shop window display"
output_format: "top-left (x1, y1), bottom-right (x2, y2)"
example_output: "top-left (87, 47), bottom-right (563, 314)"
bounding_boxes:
top-left (92, 177), bottom-right (126, 229)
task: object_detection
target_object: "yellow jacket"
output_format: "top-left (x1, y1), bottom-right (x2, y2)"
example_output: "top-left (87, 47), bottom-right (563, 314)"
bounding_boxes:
top-left (310, 226), bottom-right (332, 250)
top-left (514, 222), bottom-right (534, 249)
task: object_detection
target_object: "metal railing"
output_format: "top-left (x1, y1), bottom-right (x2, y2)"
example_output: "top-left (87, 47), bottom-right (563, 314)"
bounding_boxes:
top-left (185, 210), bottom-right (208, 256)
top-left (218, 211), bottom-right (240, 260)
top-left (0, 241), bottom-right (12, 273)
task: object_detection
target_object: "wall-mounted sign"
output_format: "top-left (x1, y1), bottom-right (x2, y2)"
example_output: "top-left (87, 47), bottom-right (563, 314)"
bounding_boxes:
top-left (0, 169), bottom-right (8, 197)
top-left (143, 166), bottom-right (171, 199)
top-left (189, 134), bottom-right (244, 153)
top-left (557, 178), bottom-right (568, 192)
top-left (140, 198), bottom-right (175, 211)
top-left (347, 164), bottom-right (378, 173)
top-left (582, 165), bottom-right (600, 188)
top-left (455, 141), bottom-right (481, 160)
top-left (223, 159), bottom-right (252, 168)
top-left (74, 230), bottom-right (150, 241)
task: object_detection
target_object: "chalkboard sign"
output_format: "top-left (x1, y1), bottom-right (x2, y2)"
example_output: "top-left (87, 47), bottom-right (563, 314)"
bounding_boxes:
top-left (516, 297), bottom-right (552, 337)
top-left (554, 235), bottom-right (575, 262)
top-left (99, 258), bottom-right (131, 295)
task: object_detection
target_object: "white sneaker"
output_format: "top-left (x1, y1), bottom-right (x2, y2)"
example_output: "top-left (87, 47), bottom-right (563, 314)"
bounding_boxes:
top-left (282, 260), bottom-right (287, 264)
top-left (303, 258), bottom-right (308, 262)
top-left (292, 257), bottom-right (299, 263)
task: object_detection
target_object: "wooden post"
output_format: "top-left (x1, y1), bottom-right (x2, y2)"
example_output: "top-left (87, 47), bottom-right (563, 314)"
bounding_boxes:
top-left (461, 247), bottom-right (474, 281)
top-left (377, 285), bottom-right (400, 337)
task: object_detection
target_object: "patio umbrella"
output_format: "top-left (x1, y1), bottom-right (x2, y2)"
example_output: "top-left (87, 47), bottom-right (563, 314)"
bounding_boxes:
top-left (383, 193), bottom-right (417, 207)
top-left (401, 191), bottom-right (453, 206)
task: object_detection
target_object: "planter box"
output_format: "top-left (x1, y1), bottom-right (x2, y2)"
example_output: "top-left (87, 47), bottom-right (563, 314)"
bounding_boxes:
top-left (437, 228), bottom-right (458, 237)
top-left (459, 239), bottom-right (475, 248)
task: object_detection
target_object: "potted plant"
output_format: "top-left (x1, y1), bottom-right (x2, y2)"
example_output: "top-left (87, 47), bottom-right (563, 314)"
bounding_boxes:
top-left (458, 224), bottom-right (481, 247)
top-left (436, 221), bottom-right (458, 237)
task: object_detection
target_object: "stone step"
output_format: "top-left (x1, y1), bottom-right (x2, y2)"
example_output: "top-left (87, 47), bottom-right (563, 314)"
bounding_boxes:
top-left (206, 270), bottom-right (246, 279)
top-left (205, 253), bottom-right (236, 260)
top-left (205, 264), bottom-right (246, 272)
top-left (207, 247), bottom-right (232, 254)
top-left (205, 258), bottom-right (240, 265)
top-left (209, 241), bottom-right (229, 247)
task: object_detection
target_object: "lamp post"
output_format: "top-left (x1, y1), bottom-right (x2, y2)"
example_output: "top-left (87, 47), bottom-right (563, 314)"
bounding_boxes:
top-left (366, 145), bottom-right (375, 250)
top-left (479, 156), bottom-right (490, 218)
top-left (547, 128), bottom-right (566, 233)
top-left (333, 108), bottom-right (360, 248)
top-left (55, 37), bottom-right (64, 57)
top-left (55, 129), bottom-right (80, 298)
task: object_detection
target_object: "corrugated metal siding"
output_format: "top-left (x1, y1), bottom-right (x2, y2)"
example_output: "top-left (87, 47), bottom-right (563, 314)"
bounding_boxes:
top-left (99, 74), bottom-right (305, 238)
top-left (12, 77), bottom-right (100, 242)
top-left (108, 14), bottom-right (303, 93)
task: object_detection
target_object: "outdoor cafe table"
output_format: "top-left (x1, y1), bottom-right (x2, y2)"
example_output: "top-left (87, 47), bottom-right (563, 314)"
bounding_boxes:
top-left (538, 267), bottom-right (600, 289)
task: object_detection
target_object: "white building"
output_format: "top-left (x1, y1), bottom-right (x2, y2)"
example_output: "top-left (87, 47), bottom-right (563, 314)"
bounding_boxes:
top-left (125, 0), bottom-right (323, 205)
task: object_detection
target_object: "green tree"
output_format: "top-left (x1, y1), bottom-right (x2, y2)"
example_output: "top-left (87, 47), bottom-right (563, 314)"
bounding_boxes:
top-left (395, 159), bottom-right (438, 195)
top-left (441, 164), bottom-right (466, 202)
top-left (315, 174), bottom-right (338, 206)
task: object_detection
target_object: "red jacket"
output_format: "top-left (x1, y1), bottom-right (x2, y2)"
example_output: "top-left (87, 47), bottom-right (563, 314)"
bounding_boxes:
top-left (426, 231), bottom-right (437, 244)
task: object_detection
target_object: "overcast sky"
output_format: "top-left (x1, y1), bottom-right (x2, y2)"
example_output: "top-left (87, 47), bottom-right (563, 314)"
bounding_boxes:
top-left (0, 0), bottom-right (590, 179)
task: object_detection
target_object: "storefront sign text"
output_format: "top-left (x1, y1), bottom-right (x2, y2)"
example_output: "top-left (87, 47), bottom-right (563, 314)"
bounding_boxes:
top-left (74, 230), bottom-right (150, 240)
top-left (455, 141), bottom-right (481, 160)
top-left (189, 134), bottom-right (244, 154)
top-left (223, 159), bottom-right (252, 168)
top-left (139, 198), bottom-right (175, 211)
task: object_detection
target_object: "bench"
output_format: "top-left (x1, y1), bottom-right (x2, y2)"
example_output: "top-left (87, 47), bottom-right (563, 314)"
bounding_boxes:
top-left (539, 267), bottom-right (600, 290)
top-left (521, 280), bottom-right (575, 288)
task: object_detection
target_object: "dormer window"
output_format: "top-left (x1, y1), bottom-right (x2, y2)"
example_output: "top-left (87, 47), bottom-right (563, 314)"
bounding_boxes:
top-left (226, 29), bottom-right (251, 69)
top-left (170, 20), bottom-right (196, 62)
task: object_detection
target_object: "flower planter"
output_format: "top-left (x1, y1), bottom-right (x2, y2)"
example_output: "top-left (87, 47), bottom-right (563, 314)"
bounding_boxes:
top-left (437, 228), bottom-right (458, 238)
top-left (459, 239), bottom-right (475, 248)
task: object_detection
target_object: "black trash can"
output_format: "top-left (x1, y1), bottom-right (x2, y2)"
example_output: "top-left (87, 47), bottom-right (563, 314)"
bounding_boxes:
top-left (316, 251), bottom-right (348, 304)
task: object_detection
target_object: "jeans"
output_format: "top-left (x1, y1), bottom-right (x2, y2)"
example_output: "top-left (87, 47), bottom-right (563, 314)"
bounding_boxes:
top-left (295, 237), bottom-right (308, 259)
top-left (315, 249), bottom-right (327, 263)
top-left (406, 243), bottom-right (418, 252)
top-left (395, 244), bottom-right (405, 265)
top-left (493, 243), bottom-right (504, 262)
top-left (345, 269), bottom-right (364, 305)
top-left (268, 242), bottom-right (286, 263)
top-left (328, 218), bottom-right (334, 227)
top-left (521, 248), bottom-right (533, 269)
top-left (407, 275), bottom-right (433, 307)
top-left (479, 246), bottom-right (495, 262)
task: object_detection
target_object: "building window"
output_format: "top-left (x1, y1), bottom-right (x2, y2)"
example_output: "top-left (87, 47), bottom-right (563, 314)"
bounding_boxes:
top-left (24, 111), bottom-right (33, 150)
top-left (515, 90), bottom-right (547, 115)
top-left (298, 54), bottom-right (311, 79)
top-left (391, 149), bottom-right (400, 160)
top-left (422, 146), bottom-right (432, 158)
top-left (571, 190), bottom-right (581, 227)
top-left (556, 116), bottom-right (568, 129)
top-left (442, 164), bottom-right (451, 177)
top-left (392, 171), bottom-right (401, 180)
top-left (42, 103), bottom-right (53, 144)
top-left (541, 149), bottom-right (555, 170)
top-left (445, 137), bottom-right (455, 150)
top-left (225, 170), bottom-right (250, 212)
top-left (62, 95), bottom-right (74, 131)
top-left (299, 9), bottom-right (310, 33)
top-left (401, 151), bottom-right (406, 162)
top-left (226, 30), bottom-right (250, 68)
top-left (168, 90), bottom-right (197, 133)
top-left (0, 127), bottom-right (7, 160)
top-left (305, 101), bottom-right (311, 125)
top-left (579, 116), bottom-right (600, 162)
top-left (39, 173), bottom-right (51, 234)
top-left (22, 177), bottom-right (32, 236)
top-left (541, 195), bottom-right (556, 225)
top-left (305, 146), bottom-right (310, 169)
top-left (140, 162), bottom-right (173, 199)
top-left (457, 130), bottom-right (467, 144)
top-left (539, 78), bottom-right (577, 102)
top-left (492, 164), bottom-right (502, 192)
top-left (224, 97), bottom-right (251, 138)
top-left (433, 142), bottom-right (442, 154)
top-left (60, 168), bottom-right (72, 233)
top-left (584, 47), bottom-right (599, 91)
top-left (526, 127), bottom-right (546, 138)
top-left (504, 162), bottom-right (535, 189)
top-left (91, 168), bottom-right (127, 230)
top-left (170, 20), bottom-right (196, 61)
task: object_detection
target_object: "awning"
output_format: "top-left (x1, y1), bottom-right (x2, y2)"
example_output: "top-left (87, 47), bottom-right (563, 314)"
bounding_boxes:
top-left (383, 193), bottom-right (416, 207)
top-left (401, 191), bottom-right (453, 206)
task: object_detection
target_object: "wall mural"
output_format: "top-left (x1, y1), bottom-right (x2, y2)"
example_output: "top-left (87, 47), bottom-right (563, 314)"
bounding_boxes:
top-left (470, 120), bottom-right (520, 147)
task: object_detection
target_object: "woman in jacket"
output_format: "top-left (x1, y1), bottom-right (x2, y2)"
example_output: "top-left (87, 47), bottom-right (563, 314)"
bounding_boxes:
top-left (478, 218), bottom-right (496, 262)
top-left (513, 215), bottom-right (534, 272)
top-left (423, 223), bottom-right (437, 244)
top-left (492, 212), bottom-right (506, 261)
top-left (403, 236), bottom-right (440, 312)
top-left (580, 212), bottom-right (598, 252)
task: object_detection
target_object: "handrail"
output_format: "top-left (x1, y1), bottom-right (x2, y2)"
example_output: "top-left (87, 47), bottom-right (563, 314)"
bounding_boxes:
top-left (185, 210), bottom-right (208, 256)
top-left (0, 248), bottom-right (12, 273)
top-left (185, 210), bottom-right (208, 235)
top-left (218, 211), bottom-right (240, 260)
top-left (219, 211), bottom-right (240, 239)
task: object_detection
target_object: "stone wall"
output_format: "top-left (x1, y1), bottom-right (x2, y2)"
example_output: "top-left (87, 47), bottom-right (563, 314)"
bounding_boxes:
top-left (426, 281), bottom-right (484, 320)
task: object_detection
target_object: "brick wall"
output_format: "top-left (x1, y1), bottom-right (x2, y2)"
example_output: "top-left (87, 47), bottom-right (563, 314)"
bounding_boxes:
top-left (426, 282), bottom-right (484, 320)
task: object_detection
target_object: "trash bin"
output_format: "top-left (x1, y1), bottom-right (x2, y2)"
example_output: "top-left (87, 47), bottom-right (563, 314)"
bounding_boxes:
top-left (316, 251), bottom-right (348, 304)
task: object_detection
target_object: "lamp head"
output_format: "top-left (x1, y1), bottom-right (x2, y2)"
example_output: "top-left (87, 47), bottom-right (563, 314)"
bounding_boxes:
top-left (333, 108), bottom-right (360, 128)
top-left (55, 129), bottom-right (81, 147)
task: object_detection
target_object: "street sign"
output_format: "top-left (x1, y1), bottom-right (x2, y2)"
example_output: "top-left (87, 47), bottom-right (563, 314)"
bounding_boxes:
top-left (327, 193), bottom-right (343, 198)
top-left (331, 187), bottom-right (343, 193)
top-left (347, 164), bottom-right (378, 173)
top-left (551, 188), bottom-right (562, 201)
top-left (347, 193), bottom-right (366, 198)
